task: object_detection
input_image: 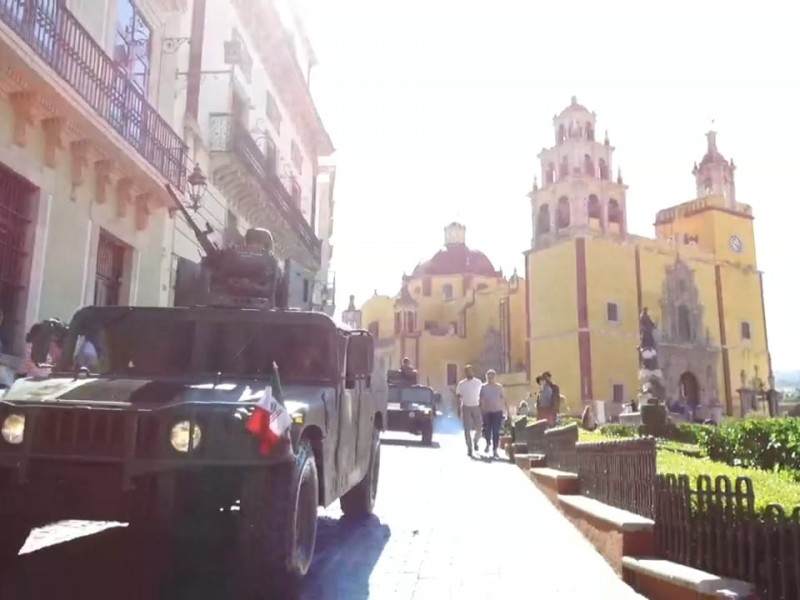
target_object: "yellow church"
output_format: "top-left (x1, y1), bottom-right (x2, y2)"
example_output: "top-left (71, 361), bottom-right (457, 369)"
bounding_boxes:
top-left (342, 222), bottom-right (529, 412)
top-left (526, 97), bottom-right (772, 422)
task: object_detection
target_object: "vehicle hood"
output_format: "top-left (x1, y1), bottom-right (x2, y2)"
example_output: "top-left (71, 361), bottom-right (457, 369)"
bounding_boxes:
top-left (0, 376), bottom-right (331, 413)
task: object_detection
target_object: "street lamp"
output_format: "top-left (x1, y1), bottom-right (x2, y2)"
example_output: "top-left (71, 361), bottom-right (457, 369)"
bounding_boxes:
top-left (187, 163), bottom-right (208, 211)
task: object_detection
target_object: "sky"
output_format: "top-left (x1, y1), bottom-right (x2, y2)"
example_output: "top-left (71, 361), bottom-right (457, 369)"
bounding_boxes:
top-left (297, 0), bottom-right (798, 371)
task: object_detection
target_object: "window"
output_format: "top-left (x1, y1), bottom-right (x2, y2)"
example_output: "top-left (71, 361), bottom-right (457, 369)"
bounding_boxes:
top-left (264, 137), bottom-right (278, 174)
top-left (741, 321), bottom-right (751, 340)
top-left (95, 231), bottom-right (128, 306)
top-left (612, 384), bottom-right (624, 403)
top-left (228, 29), bottom-right (252, 83)
top-left (290, 140), bottom-right (303, 174)
top-left (442, 284), bottom-right (453, 300)
top-left (677, 304), bottom-right (692, 341)
top-left (606, 302), bottom-right (619, 322)
top-left (114, 0), bottom-right (152, 94)
top-left (302, 279), bottom-right (309, 303)
top-left (422, 277), bottom-right (432, 297)
top-left (446, 363), bottom-right (458, 386)
top-left (405, 311), bottom-right (415, 333)
top-left (367, 321), bottom-right (379, 338)
top-left (266, 91), bottom-right (281, 133)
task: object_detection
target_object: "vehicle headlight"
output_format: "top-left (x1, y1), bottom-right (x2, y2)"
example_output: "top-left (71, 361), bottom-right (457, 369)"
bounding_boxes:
top-left (170, 420), bottom-right (202, 453)
top-left (1, 414), bottom-right (25, 445)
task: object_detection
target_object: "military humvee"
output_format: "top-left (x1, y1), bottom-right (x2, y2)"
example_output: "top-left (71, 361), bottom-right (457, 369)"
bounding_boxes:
top-left (0, 185), bottom-right (386, 593)
top-left (384, 370), bottom-right (440, 445)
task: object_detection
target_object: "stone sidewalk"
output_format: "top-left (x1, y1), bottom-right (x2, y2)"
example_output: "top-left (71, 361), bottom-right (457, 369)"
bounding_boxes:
top-left (302, 417), bottom-right (646, 599)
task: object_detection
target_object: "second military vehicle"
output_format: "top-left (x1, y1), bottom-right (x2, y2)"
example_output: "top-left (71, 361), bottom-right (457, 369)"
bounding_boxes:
top-left (0, 185), bottom-right (386, 595)
top-left (384, 369), bottom-right (440, 445)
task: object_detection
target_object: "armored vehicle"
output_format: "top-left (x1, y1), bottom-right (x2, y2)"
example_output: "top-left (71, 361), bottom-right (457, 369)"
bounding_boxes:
top-left (384, 370), bottom-right (440, 445)
top-left (0, 185), bottom-right (386, 594)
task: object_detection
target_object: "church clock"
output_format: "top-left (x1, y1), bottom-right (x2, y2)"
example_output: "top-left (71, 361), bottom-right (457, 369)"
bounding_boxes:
top-left (729, 235), bottom-right (743, 253)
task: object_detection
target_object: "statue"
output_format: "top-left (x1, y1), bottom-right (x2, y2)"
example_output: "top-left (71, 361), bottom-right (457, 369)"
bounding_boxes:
top-left (639, 307), bottom-right (656, 350)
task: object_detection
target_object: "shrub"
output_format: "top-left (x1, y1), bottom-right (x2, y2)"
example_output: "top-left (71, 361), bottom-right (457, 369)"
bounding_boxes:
top-left (671, 422), bottom-right (714, 445)
top-left (599, 423), bottom-right (637, 438)
top-left (700, 417), bottom-right (800, 478)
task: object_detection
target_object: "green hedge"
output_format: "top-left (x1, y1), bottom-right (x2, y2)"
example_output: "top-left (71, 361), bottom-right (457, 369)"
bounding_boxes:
top-left (599, 423), bottom-right (638, 438)
top-left (700, 417), bottom-right (800, 479)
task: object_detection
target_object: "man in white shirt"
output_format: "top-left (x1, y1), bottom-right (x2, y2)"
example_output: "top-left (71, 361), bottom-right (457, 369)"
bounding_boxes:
top-left (456, 364), bottom-right (483, 457)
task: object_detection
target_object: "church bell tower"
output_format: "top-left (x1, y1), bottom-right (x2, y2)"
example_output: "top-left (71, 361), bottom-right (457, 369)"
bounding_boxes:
top-left (692, 130), bottom-right (736, 205)
top-left (528, 96), bottom-right (629, 250)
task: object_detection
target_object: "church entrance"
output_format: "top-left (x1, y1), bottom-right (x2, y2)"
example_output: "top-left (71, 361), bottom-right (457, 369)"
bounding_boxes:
top-left (679, 371), bottom-right (700, 410)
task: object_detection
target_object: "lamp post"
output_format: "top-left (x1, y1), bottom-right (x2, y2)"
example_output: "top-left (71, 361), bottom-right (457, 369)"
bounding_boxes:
top-left (187, 163), bottom-right (208, 212)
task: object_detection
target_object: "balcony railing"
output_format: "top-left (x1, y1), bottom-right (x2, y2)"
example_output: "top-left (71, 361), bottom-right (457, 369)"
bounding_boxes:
top-left (208, 113), bottom-right (321, 262)
top-left (0, 0), bottom-right (187, 191)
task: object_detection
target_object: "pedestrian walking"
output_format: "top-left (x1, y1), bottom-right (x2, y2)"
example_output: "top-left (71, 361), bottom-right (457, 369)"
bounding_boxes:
top-left (480, 369), bottom-right (505, 458)
top-left (455, 364), bottom-right (483, 457)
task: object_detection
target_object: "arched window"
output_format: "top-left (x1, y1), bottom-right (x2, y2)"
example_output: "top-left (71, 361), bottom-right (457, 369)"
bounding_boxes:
top-left (559, 157), bottom-right (569, 180)
top-left (557, 124), bottom-right (566, 144)
top-left (677, 304), bottom-right (692, 341)
top-left (598, 159), bottom-right (609, 180)
top-left (583, 155), bottom-right (595, 176)
top-left (545, 162), bottom-right (555, 184)
top-left (442, 284), bottom-right (453, 300)
top-left (557, 196), bottom-right (570, 228)
top-left (588, 195), bottom-right (601, 219)
top-left (586, 122), bottom-right (595, 141)
top-left (405, 311), bottom-right (416, 333)
top-left (703, 178), bottom-right (712, 195)
top-left (608, 198), bottom-right (623, 224)
top-left (537, 204), bottom-right (551, 234)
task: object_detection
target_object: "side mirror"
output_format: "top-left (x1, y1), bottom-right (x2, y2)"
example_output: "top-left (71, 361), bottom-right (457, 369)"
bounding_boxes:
top-left (346, 333), bottom-right (374, 379)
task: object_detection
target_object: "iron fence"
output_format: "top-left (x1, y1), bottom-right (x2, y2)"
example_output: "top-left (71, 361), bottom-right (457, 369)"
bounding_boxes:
top-left (655, 473), bottom-right (800, 600)
top-left (0, 0), bottom-right (187, 190)
top-left (576, 438), bottom-right (656, 519)
top-left (543, 422), bottom-right (578, 473)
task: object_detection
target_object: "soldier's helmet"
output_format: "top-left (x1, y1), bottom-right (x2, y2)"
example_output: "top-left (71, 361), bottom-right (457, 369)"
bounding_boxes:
top-left (244, 227), bottom-right (274, 253)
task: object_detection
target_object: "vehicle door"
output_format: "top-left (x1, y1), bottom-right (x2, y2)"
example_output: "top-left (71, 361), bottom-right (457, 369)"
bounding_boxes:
top-left (334, 335), bottom-right (359, 493)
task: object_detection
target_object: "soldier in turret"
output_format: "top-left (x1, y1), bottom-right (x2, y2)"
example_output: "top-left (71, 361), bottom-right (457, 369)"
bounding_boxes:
top-left (230, 228), bottom-right (287, 307)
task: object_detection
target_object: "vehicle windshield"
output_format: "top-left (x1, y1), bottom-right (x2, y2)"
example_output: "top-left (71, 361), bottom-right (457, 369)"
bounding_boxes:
top-left (56, 310), bottom-right (336, 382)
top-left (388, 386), bottom-right (434, 405)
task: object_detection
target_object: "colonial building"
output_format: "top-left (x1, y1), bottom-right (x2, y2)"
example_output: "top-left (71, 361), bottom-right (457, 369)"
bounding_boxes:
top-left (526, 97), bottom-right (771, 421)
top-left (0, 0), bottom-right (336, 370)
top-left (0, 0), bottom-right (190, 366)
top-left (168, 0), bottom-right (335, 309)
top-left (345, 223), bottom-right (528, 411)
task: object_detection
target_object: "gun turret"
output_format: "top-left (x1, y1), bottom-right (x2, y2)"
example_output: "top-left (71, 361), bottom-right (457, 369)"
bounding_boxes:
top-left (165, 184), bottom-right (289, 309)
top-left (165, 184), bottom-right (220, 261)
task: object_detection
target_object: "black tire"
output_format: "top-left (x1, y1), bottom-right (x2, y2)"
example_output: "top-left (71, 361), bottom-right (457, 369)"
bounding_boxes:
top-left (0, 517), bottom-right (31, 571)
top-left (234, 438), bottom-right (319, 597)
top-left (340, 428), bottom-right (381, 517)
top-left (421, 422), bottom-right (433, 446)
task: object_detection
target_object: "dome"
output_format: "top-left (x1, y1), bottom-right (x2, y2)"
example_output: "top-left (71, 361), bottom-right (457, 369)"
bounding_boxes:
top-left (557, 95), bottom-right (592, 118)
top-left (411, 244), bottom-right (498, 278)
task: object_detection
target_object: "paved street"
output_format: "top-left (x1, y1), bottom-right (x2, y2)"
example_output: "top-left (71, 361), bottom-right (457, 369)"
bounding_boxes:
top-left (0, 416), bottom-right (643, 599)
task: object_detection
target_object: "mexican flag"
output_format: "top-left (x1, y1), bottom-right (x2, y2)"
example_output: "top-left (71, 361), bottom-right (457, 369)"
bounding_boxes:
top-left (245, 362), bottom-right (292, 455)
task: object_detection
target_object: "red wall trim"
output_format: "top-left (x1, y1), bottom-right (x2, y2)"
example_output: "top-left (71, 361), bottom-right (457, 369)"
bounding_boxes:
top-left (634, 246), bottom-right (643, 314)
top-left (576, 239), bottom-right (593, 401)
top-left (714, 264), bottom-right (733, 415)
top-left (758, 272), bottom-right (772, 378)
top-left (524, 252), bottom-right (532, 377)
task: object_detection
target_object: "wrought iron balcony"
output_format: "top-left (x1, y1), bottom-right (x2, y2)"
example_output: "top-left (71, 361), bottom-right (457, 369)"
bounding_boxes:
top-left (208, 114), bottom-right (321, 263)
top-left (0, 0), bottom-right (187, 190)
